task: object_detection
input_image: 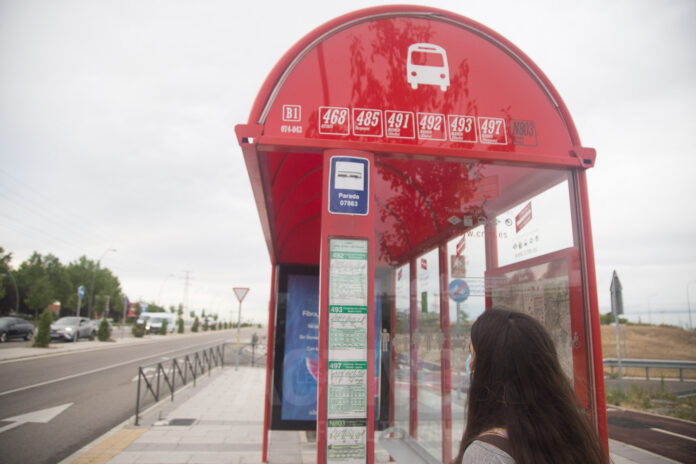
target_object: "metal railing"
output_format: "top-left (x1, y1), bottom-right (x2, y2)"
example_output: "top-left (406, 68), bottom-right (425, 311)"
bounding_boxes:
top-left (133, 340), bottom-right (266, 425)
top-left (135, 344), bottom-right (225, 425)
top-left (604, 358), bottom-right (696, 382)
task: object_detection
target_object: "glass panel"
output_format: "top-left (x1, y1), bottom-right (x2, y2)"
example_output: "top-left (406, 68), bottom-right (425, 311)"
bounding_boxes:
top-left (416, 248), bottom-right (442, 458)
top-left (393, 263), bottom-right (410, 432)
top-left (446, 225), bottom-right (486, 458)
top-left (373, 154), bottom-right (585, 461)
top-left (496, 179), bottom-right (574, 267)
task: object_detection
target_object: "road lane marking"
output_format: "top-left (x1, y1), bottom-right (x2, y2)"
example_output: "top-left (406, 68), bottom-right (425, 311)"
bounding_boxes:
top-left (650, 427), bottom-right (696, 443)
top-left (0, 403), bottom-right (72, 434)
top-left (0, 340), bottom-right (226, 397)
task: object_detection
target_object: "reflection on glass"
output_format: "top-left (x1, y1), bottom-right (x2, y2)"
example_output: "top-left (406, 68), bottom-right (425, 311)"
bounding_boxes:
top-left (416, 249), bottom-right (442, 458)
top-left (393, 264), bottom-right (410, 432)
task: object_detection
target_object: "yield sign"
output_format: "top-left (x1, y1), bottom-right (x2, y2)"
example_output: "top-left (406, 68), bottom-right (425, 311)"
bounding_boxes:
top-left (0, 403), bottom-right (72, 434)
top-left (233, 287), bottom-right (249, 302)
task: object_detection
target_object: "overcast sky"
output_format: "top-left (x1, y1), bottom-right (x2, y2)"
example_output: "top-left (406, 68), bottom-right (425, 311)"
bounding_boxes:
top-left (1, 0), bottom-right (695, 327)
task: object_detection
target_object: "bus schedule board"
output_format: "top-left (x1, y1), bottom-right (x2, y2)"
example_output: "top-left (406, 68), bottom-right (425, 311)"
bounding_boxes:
top-left (327, 238), bottom-right (369, 463)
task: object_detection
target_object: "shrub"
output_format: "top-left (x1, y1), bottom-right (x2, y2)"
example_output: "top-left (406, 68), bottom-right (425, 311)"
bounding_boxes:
top-left (33, 308), bottom-right (52, 348)
top-left (177, 317), bottom-right (184, 334)
top-left (191, 317), bottom-right (199, 333)
top-left (132, 323), bottom-right (145, 338)
top-left (97, 318), bottom-right (111, 341)
top-left (159, 319), bottom-right (168, 335)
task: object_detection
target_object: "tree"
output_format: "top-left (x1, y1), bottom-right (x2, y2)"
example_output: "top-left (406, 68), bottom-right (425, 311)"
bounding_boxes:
top-left (16, 252), bottom-right (54, 320)
top-left (191, 317), bottom-right (200, 333)
top-left (159, 318), bottom-right (168, 335)
top-left (177, 317), bottom-right (184, 334)
top-left (33, 308), bottom-right (52, 348)
top-left (0, 247), bottom-right (12, 304)
top-left (97, 318), bottom-right (111, 341)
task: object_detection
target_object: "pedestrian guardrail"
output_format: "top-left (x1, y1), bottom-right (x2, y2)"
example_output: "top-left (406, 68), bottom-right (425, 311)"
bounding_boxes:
top-left (134, 340), bottom-right (266, 425)
top-left (135, 344), bottom-right (225, 425)
top-left (604, 358), bottom-right (696, 382)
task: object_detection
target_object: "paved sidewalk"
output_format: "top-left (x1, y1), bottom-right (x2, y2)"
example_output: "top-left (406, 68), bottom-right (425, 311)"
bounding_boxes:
top-left (62, 364), bottom-right (679, 464)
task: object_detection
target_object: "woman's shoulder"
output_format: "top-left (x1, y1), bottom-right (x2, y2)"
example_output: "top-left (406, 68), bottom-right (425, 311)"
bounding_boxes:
top-left (461, 440), bottom-right (515, 464)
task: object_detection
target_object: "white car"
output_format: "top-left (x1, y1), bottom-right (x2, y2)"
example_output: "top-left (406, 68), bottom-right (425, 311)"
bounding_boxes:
top-left (142, 313), bottom-right (176, 334)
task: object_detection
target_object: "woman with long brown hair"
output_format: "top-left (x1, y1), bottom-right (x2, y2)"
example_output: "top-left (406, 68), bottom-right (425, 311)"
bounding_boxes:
top-left (454, 308), bottom-right (608, 464)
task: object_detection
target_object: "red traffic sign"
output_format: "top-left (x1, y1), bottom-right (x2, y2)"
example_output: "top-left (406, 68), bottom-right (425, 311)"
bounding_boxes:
top-left (456, 235), bottom-right (466, 256)
top-left (233, 287), bottom-right (249, 302)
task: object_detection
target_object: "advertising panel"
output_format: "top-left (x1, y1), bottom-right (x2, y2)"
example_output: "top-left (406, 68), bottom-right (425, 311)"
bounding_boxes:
top-left (272, 266), bottom-right (319, 430)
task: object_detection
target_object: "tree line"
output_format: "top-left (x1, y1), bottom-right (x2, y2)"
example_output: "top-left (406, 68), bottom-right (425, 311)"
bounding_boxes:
top-left (0, 246), bottom-right (124, 321)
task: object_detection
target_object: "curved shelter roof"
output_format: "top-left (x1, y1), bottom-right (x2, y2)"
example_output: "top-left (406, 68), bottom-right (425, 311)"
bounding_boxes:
top-left (236, 5), bottom-right (595, 266)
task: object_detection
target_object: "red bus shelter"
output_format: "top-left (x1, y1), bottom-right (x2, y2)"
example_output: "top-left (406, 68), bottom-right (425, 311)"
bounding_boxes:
top-left (235, 5), bottom-right (606, 463)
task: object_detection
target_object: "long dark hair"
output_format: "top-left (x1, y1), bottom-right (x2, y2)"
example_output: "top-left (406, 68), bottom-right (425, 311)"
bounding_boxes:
top-left (454, 308), bottom-right (607, 464)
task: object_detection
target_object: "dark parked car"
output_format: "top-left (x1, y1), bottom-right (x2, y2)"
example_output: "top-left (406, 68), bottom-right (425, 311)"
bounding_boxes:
top-left (50, 317), bottom-right (95, 342)
top-left (0, 317), bottom-right (34, 342)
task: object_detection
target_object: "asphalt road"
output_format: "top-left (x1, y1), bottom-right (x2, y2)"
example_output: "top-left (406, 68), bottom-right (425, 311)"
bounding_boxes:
top-left (0, 331), bottom-right (235, 464)
top-left (607, 406), bottom-right (696, 463)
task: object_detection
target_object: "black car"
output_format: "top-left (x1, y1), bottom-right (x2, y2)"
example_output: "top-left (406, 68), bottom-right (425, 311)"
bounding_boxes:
top-left (0, 316), bottom-right (34, 342)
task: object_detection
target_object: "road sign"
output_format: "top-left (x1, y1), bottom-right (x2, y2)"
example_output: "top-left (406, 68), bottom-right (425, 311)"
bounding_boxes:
top-left (449, 279), bottom-right (470, 303)
top-left (610, 270), bottom-right (624, 316)
top-left (456, 235), bottom-right (466, 256)
top-left (78, 286), bottom-right (85, 298)
top-left (328, 156), bottom-right (369, 215)
top-left (233, 287), bottom-right (249, 302)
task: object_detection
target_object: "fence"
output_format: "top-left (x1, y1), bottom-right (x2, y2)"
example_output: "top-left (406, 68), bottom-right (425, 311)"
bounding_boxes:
top-left (134, 340), bottom-right (266, 425)
top-left (603, 358), bottom-right (696, 382)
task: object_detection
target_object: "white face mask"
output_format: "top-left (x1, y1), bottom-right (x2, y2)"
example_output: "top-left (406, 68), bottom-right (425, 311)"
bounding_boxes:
top-left (465, 353), bottom-right (472, 386)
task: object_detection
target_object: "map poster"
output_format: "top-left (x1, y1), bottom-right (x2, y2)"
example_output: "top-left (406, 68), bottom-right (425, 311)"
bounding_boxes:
top-left (327, 419), bottom-right (367, 464)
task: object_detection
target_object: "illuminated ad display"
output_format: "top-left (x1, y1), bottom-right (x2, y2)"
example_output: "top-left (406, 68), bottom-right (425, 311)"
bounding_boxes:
top-left (272, 268), bottom-right (319, 430)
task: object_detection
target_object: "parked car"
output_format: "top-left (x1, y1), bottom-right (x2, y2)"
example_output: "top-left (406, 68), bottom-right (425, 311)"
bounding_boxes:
top-left (88, 318), bottom-right (113, 332)
top-left (0, 316), bottom-right (34, 342)
top-left (50, 317), bottom-right (95, 342)
top-left (143, 313), bottom-right (176, 334)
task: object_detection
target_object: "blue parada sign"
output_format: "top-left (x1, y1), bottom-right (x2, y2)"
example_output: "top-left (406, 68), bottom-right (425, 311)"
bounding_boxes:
top-left (329, 156), bottom-right (369, 215)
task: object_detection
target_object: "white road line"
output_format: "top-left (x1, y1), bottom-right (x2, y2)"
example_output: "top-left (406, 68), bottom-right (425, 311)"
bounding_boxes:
top-left (0, 341), bottom-right (224, 397)
top-left (650, 427), bottom-right (696, 443)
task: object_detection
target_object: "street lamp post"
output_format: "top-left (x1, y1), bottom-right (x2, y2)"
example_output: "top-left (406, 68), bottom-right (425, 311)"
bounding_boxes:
top-left (88, 248), bottom-right (116, 320)
top-left (1, 272), bottom-right (19, 314)
top-left (687, 280), bottom-right (696, 331)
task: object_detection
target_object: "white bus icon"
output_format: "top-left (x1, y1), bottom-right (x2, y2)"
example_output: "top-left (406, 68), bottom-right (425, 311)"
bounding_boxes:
top-left (407, 43), bottom-right (450, 92)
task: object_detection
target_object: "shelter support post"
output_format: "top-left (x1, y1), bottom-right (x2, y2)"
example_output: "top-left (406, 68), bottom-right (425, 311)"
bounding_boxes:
top-left (262, 264), bottom-right (277, 463)
top-left (317, 150), bottom-right (376, 464)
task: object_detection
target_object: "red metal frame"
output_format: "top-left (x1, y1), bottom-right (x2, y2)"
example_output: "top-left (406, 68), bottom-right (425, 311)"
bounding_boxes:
top-left (240, 5), bottom-right (607, 461)
top-left (317, 149), bottom-right (376, 464)
top-left (576, 170), bottom-right (608, 450)
top-left (262, 264), bottom-right (277, 463)
top-left (438, 244), bottom-right (452, 464)
top-left (408, 258), bottom-right (418, 439)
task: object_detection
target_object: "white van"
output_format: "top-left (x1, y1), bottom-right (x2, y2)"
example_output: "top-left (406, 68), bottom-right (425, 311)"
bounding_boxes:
top-left (140, 313), bottom-right (177, 334)
top-left (407, 43), bottom-right (450, 92)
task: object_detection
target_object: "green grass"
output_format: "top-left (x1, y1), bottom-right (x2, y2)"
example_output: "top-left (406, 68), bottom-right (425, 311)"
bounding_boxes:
top-left (606, 378), bottom-right (696, 422)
